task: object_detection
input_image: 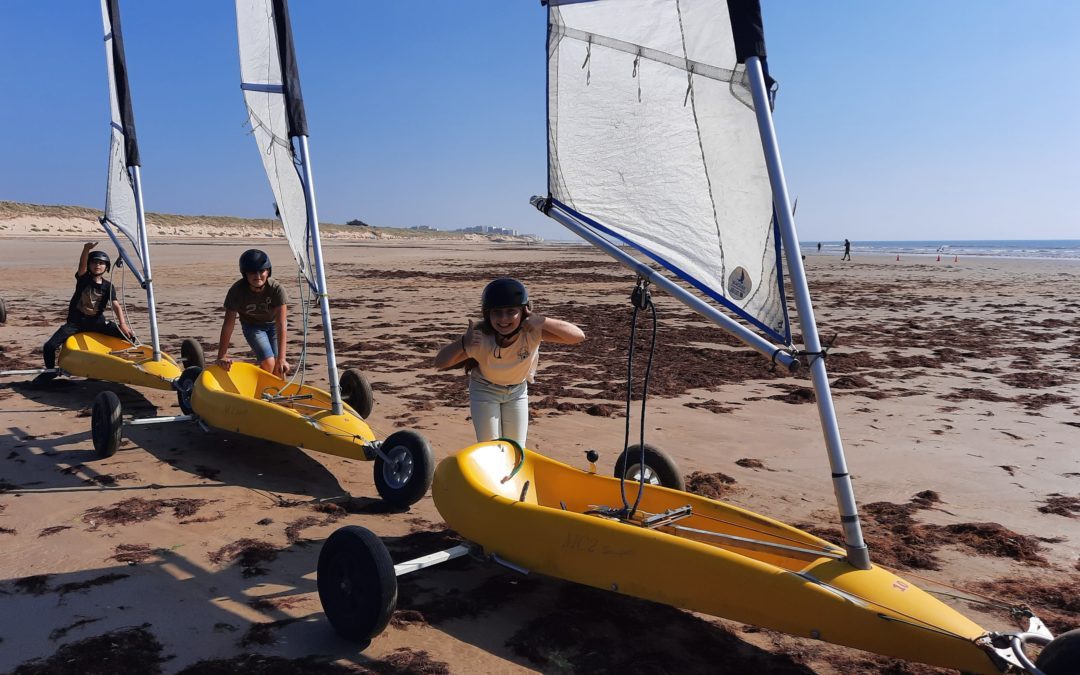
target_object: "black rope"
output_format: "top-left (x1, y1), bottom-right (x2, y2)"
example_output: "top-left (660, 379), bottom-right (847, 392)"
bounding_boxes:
top-left (618, 278), bottom-right (658, 518)
top-left (794, 333), bottom-right (838, 366)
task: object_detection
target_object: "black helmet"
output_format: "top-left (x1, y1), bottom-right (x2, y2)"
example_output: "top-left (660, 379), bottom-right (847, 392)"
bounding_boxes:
top-left (482, 278), bottom-right (529, 311)
top-left (87, 250), bottom-right (111, 272)
top-left (239, 249), bottom-right (272, 277)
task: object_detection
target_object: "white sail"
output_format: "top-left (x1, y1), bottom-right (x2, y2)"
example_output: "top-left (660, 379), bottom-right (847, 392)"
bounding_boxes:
top-left (100, 0), bottom-right (164, 357)
top-left (547, 0), bottom-right (789, 343)
top-left (101, 0), bottom-right (142, 265)
top-left (235, 0), bottom-right (315, 289)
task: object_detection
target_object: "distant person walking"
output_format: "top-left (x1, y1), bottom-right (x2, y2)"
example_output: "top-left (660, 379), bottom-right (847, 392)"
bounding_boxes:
top-left (817, 242), bottom-right (822, 252)
top-left (842, 239), bottom-right (852, 261)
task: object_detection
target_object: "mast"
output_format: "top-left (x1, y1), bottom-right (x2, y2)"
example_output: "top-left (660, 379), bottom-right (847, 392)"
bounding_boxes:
top-left (297, 135), bottom-right (343, 415)
top-left (100, 0), bottom-right (160, 360)
top-left (744, 56), bottom-right (870, 570)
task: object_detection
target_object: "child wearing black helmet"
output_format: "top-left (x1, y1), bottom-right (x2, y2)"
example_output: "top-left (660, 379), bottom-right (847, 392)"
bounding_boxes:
top-left (37, 241), bottom-right (133, 382)
top-left (215, 249), bottom-right (291, 378)
top-left (434, 278), bottom-right (584, 446)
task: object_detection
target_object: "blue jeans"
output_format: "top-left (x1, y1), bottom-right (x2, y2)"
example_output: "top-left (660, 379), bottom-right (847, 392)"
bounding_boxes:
top-left (241, 321), bottom-right (278, 362)
top-left (469, 376), bottom-right (529, 447)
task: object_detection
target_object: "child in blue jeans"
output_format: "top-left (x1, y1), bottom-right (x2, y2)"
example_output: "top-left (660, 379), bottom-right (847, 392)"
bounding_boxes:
top-left (215, 249), bottom-right (291, 378)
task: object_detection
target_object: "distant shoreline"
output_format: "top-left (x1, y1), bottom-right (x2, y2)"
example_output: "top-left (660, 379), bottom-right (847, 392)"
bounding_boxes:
top-left (0, 199), bottom-right (541, 243)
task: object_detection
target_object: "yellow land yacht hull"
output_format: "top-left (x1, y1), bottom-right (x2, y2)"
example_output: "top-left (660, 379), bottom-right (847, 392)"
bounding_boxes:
top-left (432, 441), bottom-right (999, 674)
top-left (58, 332), bottom-right (181, 391)
top-left (191, 362), bottom-right (376, 459)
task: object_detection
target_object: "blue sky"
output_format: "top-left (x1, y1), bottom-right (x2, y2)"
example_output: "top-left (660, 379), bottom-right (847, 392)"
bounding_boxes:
top-left (1, 1), bottom-right (1077, 242)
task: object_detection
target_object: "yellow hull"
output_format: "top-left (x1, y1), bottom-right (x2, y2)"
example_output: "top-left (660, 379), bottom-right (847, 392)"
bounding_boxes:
top-left (191, 362), bottom-right (376, 460)
top-left (57, 332), bottom-right (181, 391)
top-left (433, 442), bottom-right (1000, 674)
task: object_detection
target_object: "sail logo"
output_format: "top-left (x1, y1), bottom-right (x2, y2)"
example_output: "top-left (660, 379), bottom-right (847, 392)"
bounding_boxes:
top-left (727, 267), bottom-right (752, 301)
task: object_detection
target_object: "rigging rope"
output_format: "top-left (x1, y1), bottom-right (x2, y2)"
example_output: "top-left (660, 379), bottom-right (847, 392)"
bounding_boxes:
top-left (110, 255), bottom-right (138, 345)
top-left (617, 277), bottom-right (657, 518)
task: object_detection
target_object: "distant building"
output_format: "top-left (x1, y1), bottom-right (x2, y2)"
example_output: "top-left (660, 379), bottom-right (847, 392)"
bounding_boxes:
top-left (455, 225), bottom-right (519, 236)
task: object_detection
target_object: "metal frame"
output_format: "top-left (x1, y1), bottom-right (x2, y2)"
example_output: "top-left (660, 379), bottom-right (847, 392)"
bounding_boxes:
top-left (297, 136), bottom-right (343, 416)
top-left (745, 56), bottom-right (869, 569)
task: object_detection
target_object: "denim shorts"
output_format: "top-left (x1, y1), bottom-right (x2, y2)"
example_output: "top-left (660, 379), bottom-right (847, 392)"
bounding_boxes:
top-left (241, 321), bottom-right (278, 362)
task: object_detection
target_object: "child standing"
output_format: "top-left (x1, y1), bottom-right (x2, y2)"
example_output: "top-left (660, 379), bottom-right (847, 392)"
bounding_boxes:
top-left (434, 278), bottom-right (584, 447)
top-left (215, 249), bottom-right (291, 378)
top-left (38, 242), bottom-right (133, 382)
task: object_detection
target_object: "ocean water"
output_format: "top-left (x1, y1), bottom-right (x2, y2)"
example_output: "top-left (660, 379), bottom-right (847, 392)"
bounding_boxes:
top-left (803, 240), bottom-right (1080, 261)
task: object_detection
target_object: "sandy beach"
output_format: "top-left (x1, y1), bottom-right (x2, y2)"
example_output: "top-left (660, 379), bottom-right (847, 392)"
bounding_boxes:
top-left (1, 233), bottom-right (1078, 673)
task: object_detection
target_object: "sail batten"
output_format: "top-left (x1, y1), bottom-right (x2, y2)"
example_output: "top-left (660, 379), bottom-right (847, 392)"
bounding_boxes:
top-left (547, 0), bottom-right (790, 344)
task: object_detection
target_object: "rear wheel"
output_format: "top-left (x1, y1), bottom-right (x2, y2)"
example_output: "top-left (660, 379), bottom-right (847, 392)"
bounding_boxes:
top-left (614, 443), bottom-right (685, 491)
top-left (1037, 628), bottom-right (1080, 675)
top-left (92, 391), bottom-right (123, 458)
top-left (340, 369), bottom-right (374, 418)
top-left (180, 338), bottom-right (204, 370)
top-left (374, 430), bottom-right (434, 508)
top-left (175, 366), bottom-right (202, 416)
top-left (317, 525), bottom-right (397, 647)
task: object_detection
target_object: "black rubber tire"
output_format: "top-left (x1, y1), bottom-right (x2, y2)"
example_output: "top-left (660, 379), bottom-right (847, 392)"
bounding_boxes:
top-left (180, 338), bottom-right (204, 370)
top-left (317, 525), bottom-right (397, 647)
top-left (91, 391), bottom-right (123, 458)
top-left (374, 430), bottom-right (434, 508)
top-left (613, 443), bottom-right (685, 491)
top-left (0, 297), bottom-right (7, 324)
top-left (175, 366), bottom-right (202, 416)
top-left (340, 369), bottom-right (374, 418)
top-left (1037, 627), bottom-right (1080, 674)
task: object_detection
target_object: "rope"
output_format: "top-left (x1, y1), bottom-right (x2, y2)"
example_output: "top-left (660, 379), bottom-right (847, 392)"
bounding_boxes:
top-left (794, 333), bottom-right (838, 366)
top-left (617, 277), bottom-right (658, 518)
top-left (110, 256), bottom-right (138, 345)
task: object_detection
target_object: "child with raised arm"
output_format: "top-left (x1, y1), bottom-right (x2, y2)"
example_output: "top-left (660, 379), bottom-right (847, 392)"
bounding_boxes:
top-left (37, 241), bottom-right (133, 382)
top-left (434, 278), bottom-right (584, 447)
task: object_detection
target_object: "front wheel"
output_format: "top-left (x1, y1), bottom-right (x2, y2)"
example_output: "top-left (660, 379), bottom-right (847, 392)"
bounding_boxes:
top-left (340, 369), bottom-right (374, 418)
top-left (92, 390), bottom-right (123, 458)
top-left (175, 366), bottom-right (202, 416)
top-left (613, 443), bottom-right (685, 491)
top-left (317, 525), bottom-right (397, 648)
top-left (374, 430), bottom-right (434, 508)
top-left (1037, 628), bottom-right (1080, 675)
top-left (180, 338), bottom-right (204, 370)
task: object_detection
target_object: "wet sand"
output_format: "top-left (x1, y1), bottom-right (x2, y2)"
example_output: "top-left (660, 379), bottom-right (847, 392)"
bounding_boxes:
top-left (1, 237), bottom-right (1078, 673)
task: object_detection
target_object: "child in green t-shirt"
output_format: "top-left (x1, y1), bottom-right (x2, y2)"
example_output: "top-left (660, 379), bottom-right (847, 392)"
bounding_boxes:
top-left (215, 249), bottom-right (290, 378)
